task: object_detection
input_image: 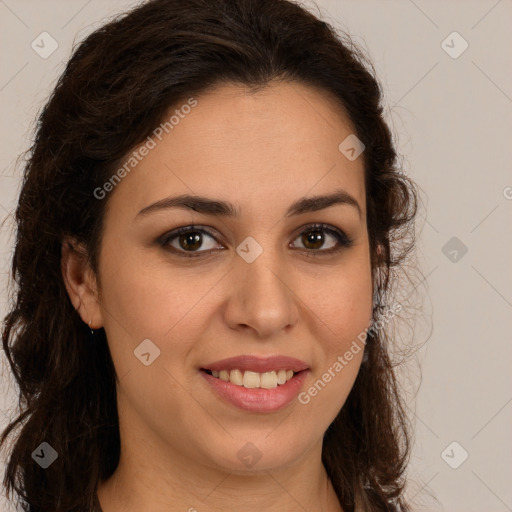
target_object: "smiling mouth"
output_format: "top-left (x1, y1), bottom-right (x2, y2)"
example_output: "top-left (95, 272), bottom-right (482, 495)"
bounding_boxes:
top-left (201, 368), bottom-right (300, 389)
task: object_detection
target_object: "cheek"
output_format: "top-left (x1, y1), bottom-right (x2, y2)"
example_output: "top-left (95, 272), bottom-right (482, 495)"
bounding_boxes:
top-left (305, 256), bottom-right (373, 345)
top-left (295, 258), bottom-right (372, 421)
top-left (98, 243), bottom-right (218, 340)
top-left (296, 293), bottom-right (368, 435)
top-left (309, 277), bottom-right (370, 390)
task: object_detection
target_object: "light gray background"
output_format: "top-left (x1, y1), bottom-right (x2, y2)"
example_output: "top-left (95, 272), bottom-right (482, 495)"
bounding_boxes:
top-left (1, 1), bottom-right (511, 511)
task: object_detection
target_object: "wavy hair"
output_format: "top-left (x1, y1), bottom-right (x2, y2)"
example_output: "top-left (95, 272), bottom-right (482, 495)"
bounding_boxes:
top-left (1, 0), bottom-right (419, 510)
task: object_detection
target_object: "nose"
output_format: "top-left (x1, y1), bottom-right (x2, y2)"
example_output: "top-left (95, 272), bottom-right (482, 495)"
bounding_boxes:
top-left (223, 247), bottom-right (299, 339)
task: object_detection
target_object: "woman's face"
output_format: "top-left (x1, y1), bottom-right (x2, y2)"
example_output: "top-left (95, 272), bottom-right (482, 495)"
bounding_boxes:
top-left (90, 81), bottom-right (373, 473)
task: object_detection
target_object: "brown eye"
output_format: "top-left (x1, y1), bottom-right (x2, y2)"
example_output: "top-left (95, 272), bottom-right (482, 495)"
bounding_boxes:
top-left (291, 224), bottom-right (353, 254)
top-left (301, 229), bottom-right (326, 250)
top-left (177, 231), bottom-right (203, 251)
top-left (160, 226), bottom-right (222, 257)
top-left (159, 223), bottom-right (353, 259)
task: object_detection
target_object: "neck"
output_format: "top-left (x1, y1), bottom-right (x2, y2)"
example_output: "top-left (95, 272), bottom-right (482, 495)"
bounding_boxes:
top-left (96, 388), bottom-right (344, 512)
top-left (96, 437), bottom-right (343, 512)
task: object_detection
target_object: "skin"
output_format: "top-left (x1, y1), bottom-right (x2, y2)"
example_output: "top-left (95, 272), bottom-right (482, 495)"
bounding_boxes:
top-left (62, 80), bottom-right (374, 512)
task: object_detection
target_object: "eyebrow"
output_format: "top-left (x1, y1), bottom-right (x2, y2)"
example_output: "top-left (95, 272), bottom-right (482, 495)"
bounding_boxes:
top-left (135, 188), bottom-right (362, 221)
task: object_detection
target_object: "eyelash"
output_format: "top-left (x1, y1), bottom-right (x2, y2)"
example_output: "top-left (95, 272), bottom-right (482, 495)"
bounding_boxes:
top-left (158, 223), bottom-right (354, 259)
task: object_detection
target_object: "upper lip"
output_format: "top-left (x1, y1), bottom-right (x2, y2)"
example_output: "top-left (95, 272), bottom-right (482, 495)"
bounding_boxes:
top-left (201, 355), bottom-right (309, 373)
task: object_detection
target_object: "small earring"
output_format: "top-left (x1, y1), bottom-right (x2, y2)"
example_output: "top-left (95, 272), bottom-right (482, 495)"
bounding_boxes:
top-left (89, 320), bottom-right (94, 335)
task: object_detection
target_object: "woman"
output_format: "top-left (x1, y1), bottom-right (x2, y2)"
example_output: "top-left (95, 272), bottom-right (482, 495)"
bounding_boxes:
top-left (1, 0), bottom-right (419, 510)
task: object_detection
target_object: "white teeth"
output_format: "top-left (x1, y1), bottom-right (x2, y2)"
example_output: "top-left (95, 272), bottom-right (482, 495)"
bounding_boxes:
top-left (243, 371), bottom-right (260, 388)
top-left (209, 369), bottom-right (297, 388)
top-left (276, 369), bottom-right (287, 385)
top-left (260, 371), bottom-right (278, 389)
top-left (230, 369), bottom-right (243, 386)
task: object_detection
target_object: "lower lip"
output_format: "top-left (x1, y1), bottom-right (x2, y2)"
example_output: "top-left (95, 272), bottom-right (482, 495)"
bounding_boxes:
top-left (200, 370), bottom-right (309, 413)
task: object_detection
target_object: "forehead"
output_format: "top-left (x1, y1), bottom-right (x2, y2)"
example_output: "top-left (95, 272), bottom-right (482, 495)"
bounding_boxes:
top-left (104, 80), bottom-right (366, 222)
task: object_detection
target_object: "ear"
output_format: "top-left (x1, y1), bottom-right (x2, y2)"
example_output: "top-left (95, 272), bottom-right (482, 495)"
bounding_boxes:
top-left (61, 237), bottom-right (103, 329)
top-left (370, 242), bottom-right (385, 318)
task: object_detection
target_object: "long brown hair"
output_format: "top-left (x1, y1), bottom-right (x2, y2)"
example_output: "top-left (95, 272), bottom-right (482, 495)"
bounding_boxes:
top-left (1, 0), bottom-right (419, 510)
